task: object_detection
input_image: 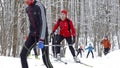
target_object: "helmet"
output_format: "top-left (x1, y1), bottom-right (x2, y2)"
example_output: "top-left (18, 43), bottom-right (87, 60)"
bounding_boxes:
top-left (25, 0), bottom-right (34, 6)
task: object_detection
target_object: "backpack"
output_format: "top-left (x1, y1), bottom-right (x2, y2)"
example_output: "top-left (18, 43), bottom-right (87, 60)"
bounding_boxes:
top-left (57, 18), bottom-right (71, 32)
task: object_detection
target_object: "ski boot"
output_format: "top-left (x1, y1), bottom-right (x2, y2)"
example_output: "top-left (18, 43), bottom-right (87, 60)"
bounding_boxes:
top-left (57, 54), bottom-right (61, 60)
top-left (73, 56), bottom-right (80, 63)
top-left (35, 55), bottom-right (40, 60)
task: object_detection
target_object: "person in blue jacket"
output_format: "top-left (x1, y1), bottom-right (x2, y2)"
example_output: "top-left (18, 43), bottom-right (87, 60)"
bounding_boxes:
top-left (85, 43), bottom-right (94, 58)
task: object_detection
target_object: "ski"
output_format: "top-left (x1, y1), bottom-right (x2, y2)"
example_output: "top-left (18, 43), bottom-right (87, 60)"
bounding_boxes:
top-left (78, 62), bottom-right (93, 68)
top-left (54, 59), bottom-right (68, 64)
top-left (49, 54), bottom-right (67, 64)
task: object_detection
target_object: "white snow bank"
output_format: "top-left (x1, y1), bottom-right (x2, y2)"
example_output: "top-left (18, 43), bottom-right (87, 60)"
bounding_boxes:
top-left (94, 50), bottom-right (120, 68)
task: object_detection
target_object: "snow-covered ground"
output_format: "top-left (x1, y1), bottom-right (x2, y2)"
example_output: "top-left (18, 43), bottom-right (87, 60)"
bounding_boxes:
top-left (0, 48), bottom-right (120, 68)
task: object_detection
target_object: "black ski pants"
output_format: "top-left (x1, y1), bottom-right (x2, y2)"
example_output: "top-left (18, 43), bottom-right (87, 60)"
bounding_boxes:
top-left (51, 34), bottom-right (59, 57)
top-left (77, 51), bottom-right (82, 58)
top-left (20, 35), bottom-right (53, 68)
top-left (104, 48), bottom-right (110, 55)
top-left (33, 46), bottom-right (38, 56)
top-left (86, 51), bottom-right (94, 58)
top-left (55, 35), bottom-right (76, 57)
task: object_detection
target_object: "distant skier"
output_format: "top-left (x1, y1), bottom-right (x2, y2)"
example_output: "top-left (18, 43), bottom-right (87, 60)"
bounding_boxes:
top-left (85, 43), bottom-right (94, 58)
top-left (51, 9), bottom-right (79, 62)
top-left (50, 30), bottom-right (59, 57)
top-left (101, 36), bottom-right (111, 55)
top-left (76, 45), bottom-right (84, 58)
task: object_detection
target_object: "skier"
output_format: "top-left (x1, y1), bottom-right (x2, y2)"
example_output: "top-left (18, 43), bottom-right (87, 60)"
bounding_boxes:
top-left (20, 0), bottom-right (53, 68)
top-left (51, 9), bottom-right (79, 62)
top-left (50, 30), bottom-right (59, 57)
top-left (101, 36), bottom-right (111, 55)
top-left (85, 43), bottom-right (94, 58)
top-left (76, 45), bottom-right (84, 58)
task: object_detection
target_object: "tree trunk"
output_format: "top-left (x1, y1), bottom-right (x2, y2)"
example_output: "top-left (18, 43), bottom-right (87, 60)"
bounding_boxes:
top-left (12, 0), bottom-right (18, 57)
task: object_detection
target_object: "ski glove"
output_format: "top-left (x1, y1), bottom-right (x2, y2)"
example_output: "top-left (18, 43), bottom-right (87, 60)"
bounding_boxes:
top-left (37, 41), bottom-right (44, 49)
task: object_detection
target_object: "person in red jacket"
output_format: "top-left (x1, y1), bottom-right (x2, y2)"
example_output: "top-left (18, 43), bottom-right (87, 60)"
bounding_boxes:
top-left (51, 9), bottom-right (79, 62)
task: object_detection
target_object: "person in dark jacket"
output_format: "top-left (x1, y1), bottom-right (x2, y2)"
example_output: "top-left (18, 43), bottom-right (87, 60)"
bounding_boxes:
top-left (20, 0), bottom-right (53, 68)
top-left (77, 45), bottom-right (84, 58)
top-left (51, 9), bottom-right (79, 62)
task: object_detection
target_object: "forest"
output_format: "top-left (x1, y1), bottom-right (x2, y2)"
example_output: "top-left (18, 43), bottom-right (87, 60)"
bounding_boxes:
top-left (0, 0), bottom-right (120, 57)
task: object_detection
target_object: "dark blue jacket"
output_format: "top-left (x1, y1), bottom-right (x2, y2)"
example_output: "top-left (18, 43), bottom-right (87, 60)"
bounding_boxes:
top-left (26, 1), bottom-right (48, 40)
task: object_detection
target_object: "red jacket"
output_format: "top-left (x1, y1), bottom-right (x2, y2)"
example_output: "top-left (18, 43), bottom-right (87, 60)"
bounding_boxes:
top-left (53, 18), bottom-right (76, 37)
top-left (101, 39), bottom-right (111, 48)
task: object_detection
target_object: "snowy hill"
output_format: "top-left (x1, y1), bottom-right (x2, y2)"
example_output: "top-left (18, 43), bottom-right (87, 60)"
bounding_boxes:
top-left (93, 50), bottom-right (120, 68)
top-left (0, 49), bottom-right (120, 68)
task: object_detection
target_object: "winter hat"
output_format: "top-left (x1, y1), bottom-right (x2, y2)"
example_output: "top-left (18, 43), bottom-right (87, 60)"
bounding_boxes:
top-left (61, 9), bottom-right (68, 15)
top-left (25, 0), bottom-right (35, 6)
top-left (105, 36), bottom-right (108, 38)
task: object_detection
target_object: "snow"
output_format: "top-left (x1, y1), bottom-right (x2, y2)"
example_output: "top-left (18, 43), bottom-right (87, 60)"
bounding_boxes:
top-left (0, 48), bottom-right (120, 68)
top-left (93, 50), bottom-right (120, 68)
